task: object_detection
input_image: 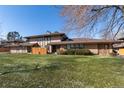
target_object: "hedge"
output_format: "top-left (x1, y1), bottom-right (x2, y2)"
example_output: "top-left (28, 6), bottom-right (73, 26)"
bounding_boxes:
top-left (57, 49), bottom-right (94, 55)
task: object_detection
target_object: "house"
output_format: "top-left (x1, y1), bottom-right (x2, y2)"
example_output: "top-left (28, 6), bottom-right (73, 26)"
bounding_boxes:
top-left (48, 38), bottom-right (121, 56)
top-left (0, 39), bottom-right (41, 54)
top-left (24, 32), bottom-right (68, 53)
top-left (1, 40), bottom-right (46, 54)
top-left (0, 40), bottom-right (24, 53)
top-left (1, 40), bottom-right (24, 46)
top-left (113, 37), bottom-right (124, 55)
top-left (24, 32), bottom-right (121, 55)
top-left (7, 43), bottom-right (40, 54)
top-left (1, 32), bottom-right (121, 55)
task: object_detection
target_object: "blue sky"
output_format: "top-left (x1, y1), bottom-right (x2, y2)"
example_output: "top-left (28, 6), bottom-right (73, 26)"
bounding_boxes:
top-left (0, 5), bottom-right (66, 39)
top-left (0, 5), bottom-right (123, 40)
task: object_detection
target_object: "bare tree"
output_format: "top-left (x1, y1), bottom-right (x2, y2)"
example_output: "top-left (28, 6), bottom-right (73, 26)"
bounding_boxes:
top-left (61, 5), bottom-right (124, 40)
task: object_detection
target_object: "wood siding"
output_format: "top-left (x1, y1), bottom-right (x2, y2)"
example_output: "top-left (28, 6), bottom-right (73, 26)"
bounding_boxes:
top-left (32, 48), bottom-right (47, 55)
top-left (28, 35), bottom-right (62, 48)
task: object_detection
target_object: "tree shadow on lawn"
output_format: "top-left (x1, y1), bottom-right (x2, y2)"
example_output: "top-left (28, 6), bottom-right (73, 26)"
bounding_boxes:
top-left (0, 55), bottom-right (122, 77)
top-left (0, 62), bottom-right (65, 76)
top-left (44, 55), bottom-right (92, 63)
top-left (0, 55), bottom-right (90, 76)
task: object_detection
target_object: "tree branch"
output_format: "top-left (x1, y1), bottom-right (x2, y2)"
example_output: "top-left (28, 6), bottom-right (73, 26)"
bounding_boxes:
top-left (113, 22), bottom-right (124, 40)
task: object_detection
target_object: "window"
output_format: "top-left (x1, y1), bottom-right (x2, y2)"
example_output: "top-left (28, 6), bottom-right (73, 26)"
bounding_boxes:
top-left (67, 44), bottom-right (71, 49)
top-left (69, 44), bottom-right (84, 49)
top-left (64, 45), bottom-right (67, 49)
top-left (47, 37), bottom-right (50, 41)
top-left (105, 44), bottom-right (109, 49)
top-left (45, 38), bottom-right (47, 41)
top-left (43, 38), bottom-right (45, 41)
top-left (37, 38), bottom-right (40, 41)
top-left (79, 44), bottom-right (84, 48)
top-left (75, 44), bottom-right (80, 48)
top-left (71, 44), bottom-right (74, 48)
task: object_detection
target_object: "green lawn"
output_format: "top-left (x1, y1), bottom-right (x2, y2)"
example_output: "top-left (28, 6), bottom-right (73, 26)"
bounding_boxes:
top-left (0, 53), bottom-right (124, 88)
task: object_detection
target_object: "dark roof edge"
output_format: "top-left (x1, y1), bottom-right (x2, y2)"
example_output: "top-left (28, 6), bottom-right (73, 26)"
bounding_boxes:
top-left (24, 33), bottom-right (65, 38)
top-left (48, 40), bottom-right (123, 45)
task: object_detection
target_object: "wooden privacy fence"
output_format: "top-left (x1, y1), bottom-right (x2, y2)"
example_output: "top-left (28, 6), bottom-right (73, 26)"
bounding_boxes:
top-left (32, 48), bottom-right (47, 55)
top-left (0, 48), bottom-right (10, 52)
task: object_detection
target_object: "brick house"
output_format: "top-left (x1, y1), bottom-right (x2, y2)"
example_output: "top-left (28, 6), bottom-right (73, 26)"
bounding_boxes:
top-left (24, 32), bottom-right (68, 53)
top-left (48, 38), bottom-right (121, 56)
top-left (25, 32), bottom-right (121, 55)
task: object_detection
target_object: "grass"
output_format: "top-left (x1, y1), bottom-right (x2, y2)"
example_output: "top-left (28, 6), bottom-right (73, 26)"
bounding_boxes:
top-left (0, 53), bottom-right (124, 88)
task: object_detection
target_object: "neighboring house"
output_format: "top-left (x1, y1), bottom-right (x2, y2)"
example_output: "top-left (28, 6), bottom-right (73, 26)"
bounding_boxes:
top-left (113, 37), bottom-right (124, 55)
top-left (0, 39), bottom-right (45, 54)
top-left (0, 38), bottom-right (2, 45)
top-left (7, 43), bottom-right (40, 54)
top-left (1, 40), bottom-right (24, 46)
top-left (0, 40), bottom-right (25, 53)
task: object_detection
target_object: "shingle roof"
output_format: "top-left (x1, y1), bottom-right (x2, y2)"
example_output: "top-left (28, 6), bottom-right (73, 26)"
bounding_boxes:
top-left (113, 42), bottom-right (124, 48)
top-left (118, 37), bottom-right (124, 40)
top-left (72, 38), bottom-right (93, 40)
top-left (48, 38), bottom-right (123, 45)
top-left (24, 32), bottom-right (65, 39)
top-left (6, 43), bottom-right (39, 47)
top-left (3, 40), bottom-right (24, 43)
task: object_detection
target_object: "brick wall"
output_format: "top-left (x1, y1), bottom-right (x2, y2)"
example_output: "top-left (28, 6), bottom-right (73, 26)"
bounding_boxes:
top-left (85, 44), bottom-right (99, 54)
top-left (0, 48), bottom-right (10, 52)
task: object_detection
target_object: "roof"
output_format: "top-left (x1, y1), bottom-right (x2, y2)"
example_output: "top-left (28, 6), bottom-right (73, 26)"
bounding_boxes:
top-left (6, 43), bottom-right (40, 47)
top-left (71, 38), bottom-right (100, 41)
top-left (113, 42), bottom-right (124, 48)
top-left (48, 38), bottom-right (123, 45)
top-left (2, 40), bottom-right (24, 44)
top-left (118, 37), bottom-right (124, 40)
top-left (0, 44), bottom-right (5, 47)
top-left (24, 32), bottom-right (65, 39)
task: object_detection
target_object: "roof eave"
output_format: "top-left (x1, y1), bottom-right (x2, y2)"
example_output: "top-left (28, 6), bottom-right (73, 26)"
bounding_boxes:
top-left (48, 41), bottom-right (116, 45)
top-left (24, 33), bottom-right (65, 39)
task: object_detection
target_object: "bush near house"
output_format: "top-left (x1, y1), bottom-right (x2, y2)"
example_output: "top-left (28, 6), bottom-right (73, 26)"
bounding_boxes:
top-left (57, 49), bottom-right (94, 55)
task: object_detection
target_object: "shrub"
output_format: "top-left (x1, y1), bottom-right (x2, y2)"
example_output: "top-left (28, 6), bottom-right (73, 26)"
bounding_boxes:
top-left (56, 49), bottom-right (66, 55)
top-left (57, 49), bottom-right (94, 55)
top-left (109, 52), bottom-right (117, 56)
top-left (110, 49), bottom-right (118, 56)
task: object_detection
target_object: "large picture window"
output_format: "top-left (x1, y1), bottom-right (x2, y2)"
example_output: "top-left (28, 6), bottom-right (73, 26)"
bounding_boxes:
top-left (67, 44), bottom-right (85, 49)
